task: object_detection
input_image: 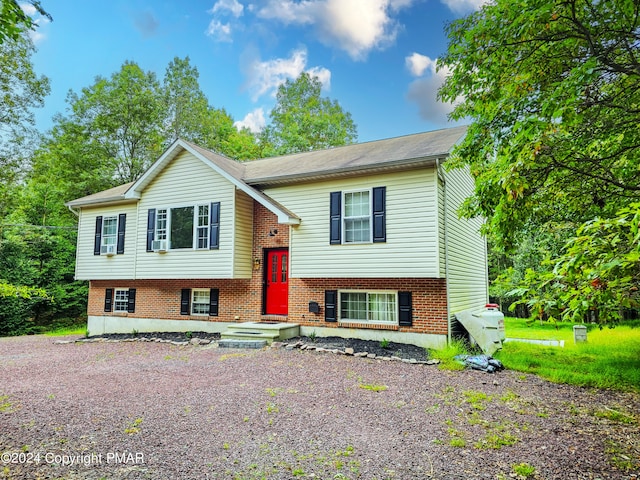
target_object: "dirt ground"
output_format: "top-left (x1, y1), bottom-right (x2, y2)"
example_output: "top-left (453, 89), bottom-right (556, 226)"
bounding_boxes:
top-left (1, 334), bottom-right (639, 480)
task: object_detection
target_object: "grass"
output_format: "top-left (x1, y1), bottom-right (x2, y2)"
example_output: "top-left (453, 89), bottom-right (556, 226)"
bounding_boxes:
top-left (43, 325), bottom-right (86, 336)
top-left (496, 318), bottom-right (640, 392)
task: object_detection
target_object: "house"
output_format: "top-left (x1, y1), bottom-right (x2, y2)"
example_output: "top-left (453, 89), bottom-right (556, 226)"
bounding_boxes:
top-left (66, 126), bottom-right (487, 349)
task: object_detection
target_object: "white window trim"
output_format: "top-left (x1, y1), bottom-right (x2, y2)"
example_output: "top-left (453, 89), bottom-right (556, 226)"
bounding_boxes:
top-left (195, 204), bottom-right (210, 250)
top-left (154, 204), bottom-right (211, 250)
top-left (342, 188), bottom-right (373, 244)
top-left (338, 290), bottom-right (398, 325)
top-left (101, 215), bottom-right (118, 248)
top-left (191, 288), bottom-right (210, 316)
top-left (113, 288), bottom-right (129, 312)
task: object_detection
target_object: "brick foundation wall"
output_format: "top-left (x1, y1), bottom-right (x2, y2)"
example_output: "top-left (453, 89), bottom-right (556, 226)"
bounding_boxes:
top-left (87, 202), bottom-right (449, 336)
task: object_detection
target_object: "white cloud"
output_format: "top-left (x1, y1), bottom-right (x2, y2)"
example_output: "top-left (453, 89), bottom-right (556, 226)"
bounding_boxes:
top-left (440, 0), bottom-right (488, 15)
top-left (257, 0), bottom-right (414, 61)
top-left (210, 0), bottom-right (244, 17)
top-left (206, 19), bottom-right (233, 41)
top-left (406, 59), bottom-right (462, 126)
top-left (405, 52), bottom-right (436, 77)
top-left (19, 2), bottom-right (51, 44)
top-left (244, 47), bottom-right (331, 101)
top-left (206, 0), bottom-right (244, 41)
top-left (234, 108), bottom-right (266, 133)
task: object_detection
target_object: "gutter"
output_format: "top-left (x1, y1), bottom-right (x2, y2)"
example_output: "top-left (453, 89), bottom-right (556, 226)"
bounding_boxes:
top-left (436, 158), bottom-right (452, 345)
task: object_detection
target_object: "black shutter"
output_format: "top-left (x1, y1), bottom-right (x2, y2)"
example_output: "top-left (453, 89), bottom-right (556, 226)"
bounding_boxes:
top-left (146, 209), bottom-right (156, 252)
top-left (117, 213), bottom-right (127, 254)
top-left (210, 202), bottom-right (220, 250)
top-left (372, 186), bottom-right (386, 243)
top-left (209, 288), bottom-right (219, 316)
top-left (329, 191), bottom-right (342, 245)
top-left (94, 216), bottom-right (103, 255)
top-left (398, 291), bottom-right (413, 326)
top-left (127, 288), bottom-right (136, 313)
top-left (104, 288), bottom-right (113, 312)
top-left (325, 290), bottom-right (337, 322)
top-left (180, 288), bottom-right (191, 315)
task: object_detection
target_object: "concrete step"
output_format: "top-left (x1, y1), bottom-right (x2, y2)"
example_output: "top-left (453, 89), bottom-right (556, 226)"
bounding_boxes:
top-left (218, 339), bottom-right (268, 349)
top-left (221, 330), bottom-right (280, 341)
top-left (220, 322), bottom-right (300, 344)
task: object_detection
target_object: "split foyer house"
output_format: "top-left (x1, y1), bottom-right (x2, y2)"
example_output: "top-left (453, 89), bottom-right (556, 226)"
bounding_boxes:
top-left (66, 125), bottom-right (488, 349)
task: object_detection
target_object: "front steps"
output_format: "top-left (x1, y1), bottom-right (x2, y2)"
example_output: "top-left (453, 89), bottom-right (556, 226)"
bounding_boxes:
top-left (220, 321), bottom-right (300, 344)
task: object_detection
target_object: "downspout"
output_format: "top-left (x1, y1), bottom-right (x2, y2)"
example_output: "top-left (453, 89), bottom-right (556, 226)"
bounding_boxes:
top-left (436, 158), bottom-right (452, 345)
top-left (67, 205), bottom-right (79, 217)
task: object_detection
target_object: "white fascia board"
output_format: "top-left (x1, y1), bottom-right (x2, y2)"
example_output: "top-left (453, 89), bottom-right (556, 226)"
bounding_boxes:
top-left (124, 139), bottom-right (300, 225)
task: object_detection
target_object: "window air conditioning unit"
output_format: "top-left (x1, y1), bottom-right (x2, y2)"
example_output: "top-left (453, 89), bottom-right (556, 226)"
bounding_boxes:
top-left (101, 244), bottom-right (116, 256)
top-left (152, 240), bottom-right (168, 252)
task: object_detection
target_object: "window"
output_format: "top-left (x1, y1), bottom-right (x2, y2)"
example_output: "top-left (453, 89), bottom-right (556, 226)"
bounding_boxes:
top-left (104, 288), bottom-right (136, 313)
top-left (171, 206), bottom-right (194, 249)
top-left (340, 291), bottom-right (397, 323)
top-left (156, 209), bottom-right (167, 241)
top-left (94, 214), bottom-right (127, 255)
top-left (191, 289), bottom-right (210, 315)
top-left (196, 204), bottom-right (209, 249)
top-left (180, 288), bottom-right (219, 316)
top-left (148, 203), bottom-right (219, 251)
top-left (102, 216), bottom-right (118, 247)
top-left (325, 289), bottom-right (411, 326)
top-left (114, 289), bottom-right (129, 312)
top-left (344, 191), bottom-right (370, 243)
top-left (330, 187), bottom-right (385, 245)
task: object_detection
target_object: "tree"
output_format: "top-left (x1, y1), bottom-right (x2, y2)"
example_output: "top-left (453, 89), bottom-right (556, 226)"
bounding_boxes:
top-left (0, 31), bottom-right (50, 217)
top-left (260, 72), bottom-right (357, 156)
top-left (438, 0), bottom-right (640, 323)
top-left (64, 61), bottom-right (166, 183)
top-left (439, 0), bottom-right (640, 246)
top-left (0, 0), bottom-right (51, 44)
top-left (162, 56), bottom-right (261, 160)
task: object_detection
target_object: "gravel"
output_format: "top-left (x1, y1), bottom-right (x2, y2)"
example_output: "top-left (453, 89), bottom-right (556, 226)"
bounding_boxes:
top-left (1, 334), bottom-right (638, 479)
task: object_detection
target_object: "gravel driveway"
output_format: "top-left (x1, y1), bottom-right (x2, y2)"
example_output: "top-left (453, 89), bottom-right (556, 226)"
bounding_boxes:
top-left (1, 334), bottom-right (638, 480)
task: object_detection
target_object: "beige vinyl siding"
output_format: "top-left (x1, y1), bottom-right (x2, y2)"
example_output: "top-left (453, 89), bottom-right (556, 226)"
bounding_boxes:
top-left (75, 203), bottom-right (138, 280)
top-left (135, 150), bottom-right (237, 279)
top-left (444, 166), bottom-right (488, 314)
top-left (233, 190), bottom-right (254, 278)
top-left (438, 175), bottom-right (446, 277)
top-left (264, 168), bottom-right (440, 278)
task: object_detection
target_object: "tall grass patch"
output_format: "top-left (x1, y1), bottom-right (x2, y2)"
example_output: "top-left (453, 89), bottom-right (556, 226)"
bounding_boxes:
top-left (498, 321), bottom-right (640, 392)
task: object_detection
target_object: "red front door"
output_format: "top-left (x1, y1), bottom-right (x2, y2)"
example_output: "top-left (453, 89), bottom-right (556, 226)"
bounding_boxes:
top-left (265, 249), bottom-right (289, 315)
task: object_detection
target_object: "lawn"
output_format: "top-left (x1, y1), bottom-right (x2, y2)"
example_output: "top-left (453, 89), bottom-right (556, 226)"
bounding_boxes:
top-left (495, 318), bottom-right (640, 392)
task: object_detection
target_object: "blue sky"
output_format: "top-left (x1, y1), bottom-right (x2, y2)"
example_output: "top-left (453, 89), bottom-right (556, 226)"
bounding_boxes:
top-left (25, 0), bottom-right (482, 143)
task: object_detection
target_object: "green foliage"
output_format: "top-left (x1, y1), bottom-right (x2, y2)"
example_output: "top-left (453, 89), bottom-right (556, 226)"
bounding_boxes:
top-left (260, 72), bottom-right (357, 156)
top-left (162, 56), bottom-right (261, 160)
top-left (0, 223), bottom-right (87, 336)
top-left (63, 61), bottom-right (166, 183)
top-left (433, 339), bottom-right (470, 370)
top-left (512, 463), bottom-right (536, 478)
top-left (440, 0), bottom-right (640, 323)
top-left (0, 1), bottom-right (51, 44)
top-left (508, 204), bottom-right (640, 324)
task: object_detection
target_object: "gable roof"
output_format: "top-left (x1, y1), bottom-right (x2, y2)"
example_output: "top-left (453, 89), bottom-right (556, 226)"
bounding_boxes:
top-left (244, 125), bottom-right (467, 186)
top-left (66, 182), bottom-right (135, 208)
top-left (66, 126), bottom-right (467, 219)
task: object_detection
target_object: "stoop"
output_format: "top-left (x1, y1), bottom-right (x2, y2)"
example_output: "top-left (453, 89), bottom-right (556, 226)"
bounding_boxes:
top-left (220, 322), bottom-right (299, 344)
